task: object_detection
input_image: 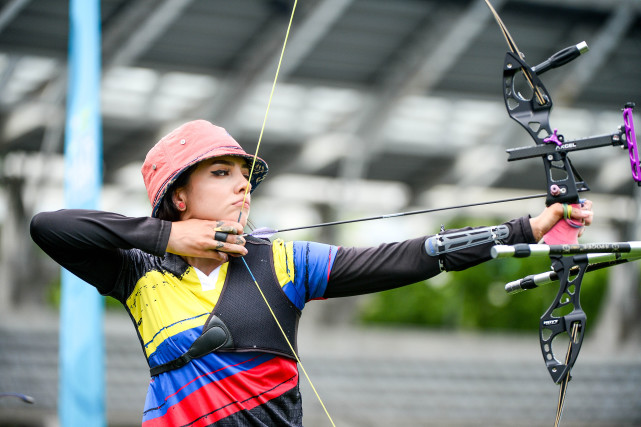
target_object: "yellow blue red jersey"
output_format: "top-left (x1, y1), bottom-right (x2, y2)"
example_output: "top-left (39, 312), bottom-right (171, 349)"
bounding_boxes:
top-left (30, 210), bottom-right (534, 426)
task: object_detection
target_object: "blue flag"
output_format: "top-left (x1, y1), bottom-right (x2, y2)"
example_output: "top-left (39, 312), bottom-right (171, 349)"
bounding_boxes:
top-left (60, 0), bottom-right (105, 425)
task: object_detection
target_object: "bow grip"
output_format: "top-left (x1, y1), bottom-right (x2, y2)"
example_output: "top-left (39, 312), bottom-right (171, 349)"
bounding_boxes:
top-left (542, 203), bottom-right (583, 245)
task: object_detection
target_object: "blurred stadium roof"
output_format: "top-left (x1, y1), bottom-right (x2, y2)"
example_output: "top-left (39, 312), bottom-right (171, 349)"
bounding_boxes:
top-left (1, 5), bottom-right (640, 423)
top-left (0, 0), bottom-right (640, 217)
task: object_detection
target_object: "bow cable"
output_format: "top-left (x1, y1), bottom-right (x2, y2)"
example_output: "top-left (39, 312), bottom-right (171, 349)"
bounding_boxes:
top-left (235, 2), bottom-right (336, 426)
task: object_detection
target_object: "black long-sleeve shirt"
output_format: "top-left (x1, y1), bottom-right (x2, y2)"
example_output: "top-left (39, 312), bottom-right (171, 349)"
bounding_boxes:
top-left (30, 209), bottom-right (535, 299)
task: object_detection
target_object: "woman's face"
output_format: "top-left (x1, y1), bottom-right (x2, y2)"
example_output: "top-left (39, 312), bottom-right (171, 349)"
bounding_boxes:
top-left (173, 156), bottom-right (252, 226)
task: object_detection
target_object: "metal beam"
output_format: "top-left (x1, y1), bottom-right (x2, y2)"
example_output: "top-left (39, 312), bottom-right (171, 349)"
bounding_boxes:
top-left (511, 0), bottom-right (641, 13)
top-left (106, 0), bottom-right (195, 69)
top-left (0, 0), bottom-right (31, 35)
top-left (193, 0), bottom-right (353, 131)
top-left (0, 54), bottom-right (19, 99)
top-left (102, 0), bottom-right (159, 66)
top-left (1, 0), bottom-right (191, 150)
top-left (337, 0), bottom-right (508, 190)
top-left (554, 3), bottom-right (638, 106)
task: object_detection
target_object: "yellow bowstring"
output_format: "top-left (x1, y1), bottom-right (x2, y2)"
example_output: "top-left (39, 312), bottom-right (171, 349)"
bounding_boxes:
top-left (237, 1), bottom-right (336, 425)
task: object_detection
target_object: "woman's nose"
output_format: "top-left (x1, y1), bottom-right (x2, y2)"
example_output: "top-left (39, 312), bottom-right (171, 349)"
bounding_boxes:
top-left (237, 171), bottom-right (251, 193)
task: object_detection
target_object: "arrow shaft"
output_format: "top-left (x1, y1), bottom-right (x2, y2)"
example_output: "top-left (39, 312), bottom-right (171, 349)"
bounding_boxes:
top-left (251, 193), bottom-right (546, 237)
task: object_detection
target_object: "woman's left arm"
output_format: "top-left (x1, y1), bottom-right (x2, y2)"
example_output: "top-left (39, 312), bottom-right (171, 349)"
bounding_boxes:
top-left (324, 202), bottom-right (593, 298)
top-left (323, 217), bottom-right (529, 298)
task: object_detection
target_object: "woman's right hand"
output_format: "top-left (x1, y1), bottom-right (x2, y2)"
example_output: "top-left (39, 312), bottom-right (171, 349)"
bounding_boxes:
top-left (166, 219), bottom-right (247, 262)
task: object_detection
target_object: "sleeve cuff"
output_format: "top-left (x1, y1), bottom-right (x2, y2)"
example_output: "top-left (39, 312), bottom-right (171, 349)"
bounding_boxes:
top-left (505, 215), bottom-right (536, 245)
top-left (154, 220), bottom-right (172, 256)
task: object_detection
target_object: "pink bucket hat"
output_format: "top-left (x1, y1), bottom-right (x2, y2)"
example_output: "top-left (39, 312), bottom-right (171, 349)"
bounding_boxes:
top-left (142, 120), bottom-right (268, 217)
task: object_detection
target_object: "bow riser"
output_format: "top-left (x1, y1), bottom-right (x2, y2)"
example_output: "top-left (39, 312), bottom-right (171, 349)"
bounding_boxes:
top-left (502, 52), bottom-right (585, 206)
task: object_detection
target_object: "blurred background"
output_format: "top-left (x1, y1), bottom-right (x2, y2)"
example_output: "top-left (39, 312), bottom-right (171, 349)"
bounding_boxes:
top-left (0, 0), bottom-right (640, 425)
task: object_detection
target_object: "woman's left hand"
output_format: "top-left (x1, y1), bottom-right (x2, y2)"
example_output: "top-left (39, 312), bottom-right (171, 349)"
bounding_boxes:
top-left (529, 199), bottom-right (593, 242)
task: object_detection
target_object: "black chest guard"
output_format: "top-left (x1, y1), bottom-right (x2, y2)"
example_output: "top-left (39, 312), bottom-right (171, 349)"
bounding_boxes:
top-left (150, 237), bottom-right (301, 377)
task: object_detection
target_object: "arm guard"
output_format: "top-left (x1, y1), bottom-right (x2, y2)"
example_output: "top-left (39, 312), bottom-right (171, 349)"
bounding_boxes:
top-left (425, 225), bottom-right (509, 256)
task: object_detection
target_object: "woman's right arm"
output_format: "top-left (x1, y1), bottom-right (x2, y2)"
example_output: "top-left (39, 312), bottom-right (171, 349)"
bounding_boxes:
top-left (30, 209), bottom-right (171, 294)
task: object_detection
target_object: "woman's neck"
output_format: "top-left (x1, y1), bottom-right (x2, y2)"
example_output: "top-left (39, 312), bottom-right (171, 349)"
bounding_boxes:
top-left (183, 257), bottom-right (225, 276)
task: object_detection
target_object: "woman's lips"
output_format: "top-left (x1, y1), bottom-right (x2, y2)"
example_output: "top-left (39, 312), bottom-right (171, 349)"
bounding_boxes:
top-left (234, 199), bottom-right (250, 209)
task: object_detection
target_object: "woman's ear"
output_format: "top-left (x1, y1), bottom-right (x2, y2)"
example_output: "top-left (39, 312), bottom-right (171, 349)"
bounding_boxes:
top-left (172, 188), bottom-right (187, 211)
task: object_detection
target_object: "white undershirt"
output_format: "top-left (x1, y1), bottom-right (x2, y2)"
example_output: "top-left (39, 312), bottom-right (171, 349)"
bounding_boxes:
top-left (193, 265), bottom-right (222, 292)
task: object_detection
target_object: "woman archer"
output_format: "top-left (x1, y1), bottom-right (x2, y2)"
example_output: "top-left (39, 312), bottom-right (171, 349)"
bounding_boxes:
top-left (30, 119), bottom-right (593, 426)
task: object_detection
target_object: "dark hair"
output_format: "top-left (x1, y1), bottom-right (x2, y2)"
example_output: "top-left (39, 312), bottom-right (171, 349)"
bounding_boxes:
top-left (155, 164), bottom-right (198, 221)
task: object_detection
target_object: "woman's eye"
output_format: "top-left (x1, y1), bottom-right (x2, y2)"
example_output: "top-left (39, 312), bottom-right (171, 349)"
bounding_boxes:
top-left (211, 169), bottom-right (228, 176)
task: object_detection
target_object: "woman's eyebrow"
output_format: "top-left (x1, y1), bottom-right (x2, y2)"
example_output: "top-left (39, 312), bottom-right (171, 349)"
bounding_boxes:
top-left (211, 159), bottom-right (234, 166)
top-left (210, 159), bottom-right (251, 171)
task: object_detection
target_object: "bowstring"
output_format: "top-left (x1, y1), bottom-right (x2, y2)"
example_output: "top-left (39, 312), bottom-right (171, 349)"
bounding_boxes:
top-left (236, 2), bottom-right (336, 425)
top-left (554, 322), bottom-right (580, 427)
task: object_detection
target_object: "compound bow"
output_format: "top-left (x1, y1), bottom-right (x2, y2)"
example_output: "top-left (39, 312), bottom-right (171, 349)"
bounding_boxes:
top-left (484, 1), bottom-right (640, 425)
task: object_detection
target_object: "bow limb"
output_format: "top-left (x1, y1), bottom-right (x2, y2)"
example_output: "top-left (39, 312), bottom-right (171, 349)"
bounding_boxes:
top-left (543, 255), bottom-right (587, 427)
top-left (493, 242), bottom-right (641, 426)
top-left (488, 0), bottom-right (639, 219)
top-left (540, 255), bottom-right (587, 384)
top-left (484, 0), bottom-right (545, 106)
